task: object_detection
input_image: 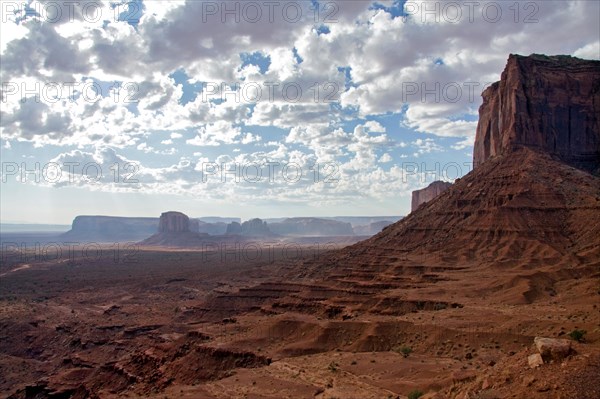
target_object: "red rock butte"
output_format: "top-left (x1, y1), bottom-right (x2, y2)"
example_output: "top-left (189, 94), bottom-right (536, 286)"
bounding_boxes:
top-left (473, 54), bottom-right (600, 174)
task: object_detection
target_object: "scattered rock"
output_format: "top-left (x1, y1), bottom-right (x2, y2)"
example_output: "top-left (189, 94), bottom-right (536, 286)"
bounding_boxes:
top-left (528, 353), bottom-right (544, 368)
top-left (481, 377), bottom-right (491, 389)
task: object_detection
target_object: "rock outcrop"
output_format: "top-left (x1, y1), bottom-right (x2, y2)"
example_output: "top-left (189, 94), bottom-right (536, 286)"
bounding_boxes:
top-left (158, 211), bottom-right (190, 233)
top-left (411, 181), bottom-right (453, 212)
top-left (474, 54), bottom-right (600, 174)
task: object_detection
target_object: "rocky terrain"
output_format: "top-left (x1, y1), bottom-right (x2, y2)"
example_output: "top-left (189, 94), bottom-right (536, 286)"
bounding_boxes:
top-left (1, 54), bottom-right (599, 399)
top-left (411, 181), bottom-right (453, 212)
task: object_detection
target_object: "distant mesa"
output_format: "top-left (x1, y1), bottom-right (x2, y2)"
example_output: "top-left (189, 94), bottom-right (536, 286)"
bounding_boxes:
top-left (269, 217), bottom-right (354, 237)
top-left (226, 218), bottom-right (272, 237)
top-left (411, 181), bottom-right (453, 212)
top-left (352, 220), bottom-right (394, 235)
top-left (474, 54), bottom-right (600, 174)
top-left (196, 220), bottom-right (228, 235)
top-left (60, 215), bottom-right (236, 242)
top-left (58, 214), bottom-right (388, 246)
top-left (61, 215), bottom-right (158, 242)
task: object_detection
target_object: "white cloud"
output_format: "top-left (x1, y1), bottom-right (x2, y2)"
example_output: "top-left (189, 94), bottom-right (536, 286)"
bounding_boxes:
top-left (186, 121), bottom-right (243, 146)
top-left (379, 153), bottom-right (392, 163)
top-left (574, 41), bottom-right (600, 60)
top-left (412, 138), bottom-right (443, 155)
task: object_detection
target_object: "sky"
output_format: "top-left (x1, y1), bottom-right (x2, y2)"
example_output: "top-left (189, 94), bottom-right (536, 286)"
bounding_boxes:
top-left (1, 0), bottom-right (599, 224)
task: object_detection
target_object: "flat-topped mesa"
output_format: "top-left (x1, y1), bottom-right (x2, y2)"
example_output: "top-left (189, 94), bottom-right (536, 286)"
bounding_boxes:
top-left (473, 54), bottom-right (600, 174)
top-left (158, 211), bottom-right (190, 233)
top-left (411, 181), bottom-right (453, 212)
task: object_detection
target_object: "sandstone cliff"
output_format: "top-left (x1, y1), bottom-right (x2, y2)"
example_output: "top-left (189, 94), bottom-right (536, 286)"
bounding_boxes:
top-left (473, 54), bottom-right (600, 174)
top-left (411, 181), bottom-right (453, 212)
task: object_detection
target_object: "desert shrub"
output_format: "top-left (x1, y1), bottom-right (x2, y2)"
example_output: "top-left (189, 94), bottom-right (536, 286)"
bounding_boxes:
top-left (392, 345), bottom-right (414, 357)
top-left (400, 346), bottom-right (412, 357)
top-left (569, 329), bottom-right (586, 342)
top-left (328, 361), bottom-right (339, 372)
top-left (408, 390), bottom-right (424, 399)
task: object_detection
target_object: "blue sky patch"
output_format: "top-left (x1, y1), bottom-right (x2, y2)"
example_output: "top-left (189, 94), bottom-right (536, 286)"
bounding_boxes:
top-left (240, 52), bottom-right (271, 74)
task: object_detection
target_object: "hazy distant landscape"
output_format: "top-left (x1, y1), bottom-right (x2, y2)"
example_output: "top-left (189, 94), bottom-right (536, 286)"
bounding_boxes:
top-left (1, 1), bottom-right (599, 399)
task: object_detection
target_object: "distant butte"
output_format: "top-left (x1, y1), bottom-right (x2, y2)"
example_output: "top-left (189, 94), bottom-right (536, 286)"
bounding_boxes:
top-left (141, 211), bottom-right (211, 247)
top-left (158, 211), bottom-right (191, 233)
top-left (411, 181), bottom-right (453, 212)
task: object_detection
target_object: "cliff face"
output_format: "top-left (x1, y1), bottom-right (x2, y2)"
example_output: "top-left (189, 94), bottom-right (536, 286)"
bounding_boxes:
top-left (411, 181), bottom-right (453, 212)
top-left (158, 212), bottom-right (190, 233)
top-left (473, 54), bottom-right (600, 174)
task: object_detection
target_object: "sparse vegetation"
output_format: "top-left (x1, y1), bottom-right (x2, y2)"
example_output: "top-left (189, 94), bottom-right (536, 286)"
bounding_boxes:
top-left (408, 390), bottom-right (424, 399)
top-left (569, 329), bottom-right (587, 342)
top-left (328, 361), bottom-right (339, 372)
top-left (394, 345), bottom-right (413, 358)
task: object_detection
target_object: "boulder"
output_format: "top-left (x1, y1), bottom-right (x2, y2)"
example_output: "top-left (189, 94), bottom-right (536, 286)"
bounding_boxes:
top-left (528, 353), bottom-right (544, 368)
top-left (534, 337), bottom-right (572, 362)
